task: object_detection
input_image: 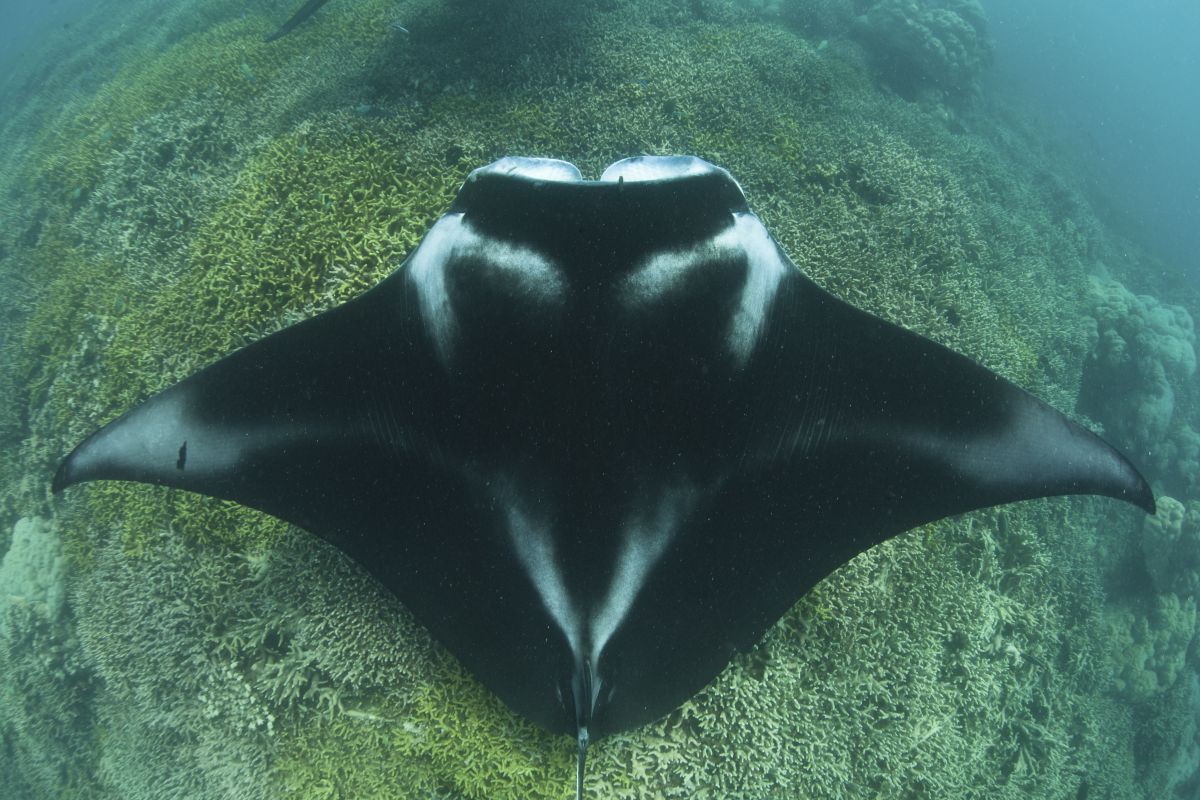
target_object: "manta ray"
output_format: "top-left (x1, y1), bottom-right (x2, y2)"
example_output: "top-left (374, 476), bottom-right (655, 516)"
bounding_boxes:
top-left (264, 0), bottom-right (334, 42)
top-left (54, 156), bottom-right (1154, 798)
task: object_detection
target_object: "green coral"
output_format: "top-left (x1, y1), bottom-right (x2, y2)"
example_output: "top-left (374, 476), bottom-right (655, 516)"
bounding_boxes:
top-left (395, 658), bottom-right (572, 798)
top-left (30, 0), bottom-right (400, 200)
top-left (1137, 674), bottom-right (1200, 799)
top-left (74, 528), bottom-right (278, 800)
top-left (37, 15), bottom-right (287, 199)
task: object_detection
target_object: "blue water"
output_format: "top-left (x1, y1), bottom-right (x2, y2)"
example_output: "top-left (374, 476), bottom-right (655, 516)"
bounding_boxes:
top-left (0, 0), bottom-right (95, 77)
top-left (987, 0), bottom-right (1200, 279)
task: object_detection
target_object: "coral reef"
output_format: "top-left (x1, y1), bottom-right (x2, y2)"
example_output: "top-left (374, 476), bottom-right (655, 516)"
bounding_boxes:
top-left (1138, 673), bottom-right (1200, 799)
top-left (851, 0), bottom-right (993, 97)
top-left (0, 518), bottom-right (65, 619)
top-left (0, 517), bottom-right (99, 799)
top-left (1141, 496), bottom-right (1200, 596)
top-left (1079, 275), bottom-right (1197, 492)
top-left (1105, 593), bottom-right (1197, 705)
top-left (75, 528), bottom-right (274, 800)
top-left (1099, 492), bottom-right (1200, 795)
top-left (71, 525), bottom-right (421, 800)
top-left (778, 0), bottom-right (856, 38)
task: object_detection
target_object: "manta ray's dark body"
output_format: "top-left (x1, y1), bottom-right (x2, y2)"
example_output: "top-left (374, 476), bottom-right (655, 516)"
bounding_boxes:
top-left (264, 0), bottom-right (334, 42)
top-left (55, 156), bottom-right (1154, 796)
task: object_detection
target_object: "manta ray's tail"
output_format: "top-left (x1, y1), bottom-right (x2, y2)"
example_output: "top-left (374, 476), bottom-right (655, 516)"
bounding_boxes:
top-left (576, 726), bottom-right (589, 800)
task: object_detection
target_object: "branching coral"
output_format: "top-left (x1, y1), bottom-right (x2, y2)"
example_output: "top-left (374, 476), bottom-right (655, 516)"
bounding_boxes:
top-left (72, 528), bottom-right (278, 800)
top-left (0, 518), bottom-right (99, 799)
top-left (1137, 673), bottom-right (1200, 799)
top-left (30, 0), bottom-right (400, 203)
top-left (1101, 494), bottom-right (1200, 791)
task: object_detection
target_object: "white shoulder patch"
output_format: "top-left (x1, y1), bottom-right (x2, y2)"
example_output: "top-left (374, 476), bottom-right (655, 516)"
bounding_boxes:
top-left (726, 213), bottom-right (788, 367)
top-left (408, 215), bottom-right (564, 366)
top-left (619, 212), bottom-right (787, 368)
top-left (407, 213), bottom-right (466, 366)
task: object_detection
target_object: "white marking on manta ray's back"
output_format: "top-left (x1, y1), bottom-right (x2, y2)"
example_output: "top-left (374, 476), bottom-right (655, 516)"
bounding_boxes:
top-left (505, 503), bottom-right (583, 657)
top-left (66, 394), bottom-right (199, 480)
top-left (621, 212), bottom-right (787, 367)
top-left (589, 484), bottom-right (695, 654)
top-left (503, 482), bottom-right (698, 687)
top-left (408, 214), bottom-right (463, 366)
top-left (408, 214), bottom-right (564, 365)
top-left (728, 213), bottom-right (789, 366)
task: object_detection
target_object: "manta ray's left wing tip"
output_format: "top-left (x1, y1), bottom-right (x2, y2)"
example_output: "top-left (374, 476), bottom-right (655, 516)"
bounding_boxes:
top-left (1122, 464), bottom-right (1156, 514)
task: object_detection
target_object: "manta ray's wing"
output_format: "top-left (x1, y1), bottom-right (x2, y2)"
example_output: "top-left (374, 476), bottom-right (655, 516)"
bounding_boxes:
top-left (574, 177), bottom-right (1155, 736)
top-left (761, 269), bottom-right (1156, 521)
top-left (50, 252), bottom-right (578, 734)
top-left (52, 268), bottom-right (436, 534)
